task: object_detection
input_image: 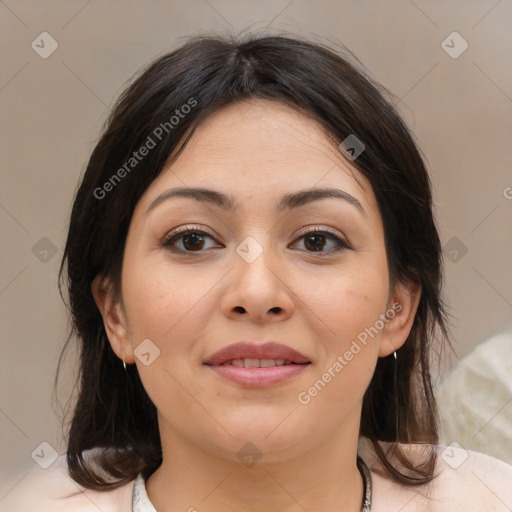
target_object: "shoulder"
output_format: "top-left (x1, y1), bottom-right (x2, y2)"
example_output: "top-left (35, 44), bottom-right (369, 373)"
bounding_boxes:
top-left (359, 439), bottom-right (512, 512)
top-left (429, 445), bottom-right (512, 511)
top-left (0, 450), bottom-right (135, 512)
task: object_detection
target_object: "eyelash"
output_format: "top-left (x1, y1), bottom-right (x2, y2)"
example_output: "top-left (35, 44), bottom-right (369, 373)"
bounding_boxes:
top-left (161, 225), bottom-right (351, 255)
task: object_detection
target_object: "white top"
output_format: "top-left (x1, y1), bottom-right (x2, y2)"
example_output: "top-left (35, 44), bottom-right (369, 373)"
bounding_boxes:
top-left (2, 441), bottom-right (512, 511)
top-left (437, 326), bottom-right (512, 465)
top-left (132, 473), bottom-right (157, 512)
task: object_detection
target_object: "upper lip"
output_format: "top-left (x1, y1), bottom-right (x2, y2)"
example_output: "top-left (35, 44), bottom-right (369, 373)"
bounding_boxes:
top-left (203, 341), bottom-right (311, 366)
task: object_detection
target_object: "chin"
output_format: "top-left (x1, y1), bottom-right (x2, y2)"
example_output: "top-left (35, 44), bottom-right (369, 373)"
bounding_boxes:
top-left (211, 433), bottom-right (307, 467)
top-left (221, 418), bottom-right (306, 453)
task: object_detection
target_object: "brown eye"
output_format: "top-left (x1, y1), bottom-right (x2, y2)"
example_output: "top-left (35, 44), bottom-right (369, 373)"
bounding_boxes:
top-left (304, 233), bottom-right (327, 251)
top-left (180, 232), bottom-right (206, 251)
top-left (162, 228), bottom-right (218, 253)
top-left (292, 229), bottom-right (351, 254)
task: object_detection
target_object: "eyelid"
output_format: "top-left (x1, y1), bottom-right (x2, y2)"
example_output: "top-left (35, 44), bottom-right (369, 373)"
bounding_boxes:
top-left (163, 224), bottom-right (346, 240)
top-left (293, 224), bottom-right (345, 240)
top-left (161, 224), bottom-right (216, 245)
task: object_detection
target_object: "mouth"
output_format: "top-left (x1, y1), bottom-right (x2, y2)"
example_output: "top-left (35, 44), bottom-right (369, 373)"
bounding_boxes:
top-left (203, 341), bottom-right (312, 387)
top-left (218, 358), bottom-right (305, 367)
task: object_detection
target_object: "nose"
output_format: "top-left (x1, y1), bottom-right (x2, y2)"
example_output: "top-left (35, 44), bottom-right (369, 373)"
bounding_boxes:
top-left (220, 238), bottom-right (294, 324)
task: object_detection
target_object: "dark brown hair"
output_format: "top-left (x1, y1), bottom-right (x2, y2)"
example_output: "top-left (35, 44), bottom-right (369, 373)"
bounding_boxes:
top-left (56, 31), bottom-right (451, 491)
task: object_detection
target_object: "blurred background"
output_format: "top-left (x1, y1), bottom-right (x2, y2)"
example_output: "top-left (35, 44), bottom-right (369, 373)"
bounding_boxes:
top-left (1, 0), bottom-right (511, 485)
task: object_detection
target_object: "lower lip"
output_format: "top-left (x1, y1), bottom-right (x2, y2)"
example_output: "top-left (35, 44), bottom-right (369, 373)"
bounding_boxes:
top-left (205, 363), bottom-right (310, 387)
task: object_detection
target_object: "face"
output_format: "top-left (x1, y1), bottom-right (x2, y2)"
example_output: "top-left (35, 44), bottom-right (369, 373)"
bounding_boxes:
top-left (95, 99), bottom-right (419, 464)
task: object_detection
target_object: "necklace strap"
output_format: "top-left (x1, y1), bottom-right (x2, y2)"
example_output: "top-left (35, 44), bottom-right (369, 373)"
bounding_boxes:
top-left (356, 456), bottom-right (372, 512)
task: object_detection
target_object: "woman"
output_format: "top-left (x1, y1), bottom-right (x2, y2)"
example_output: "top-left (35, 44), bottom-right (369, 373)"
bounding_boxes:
top-left (4, 33), bottom-right (511, 511)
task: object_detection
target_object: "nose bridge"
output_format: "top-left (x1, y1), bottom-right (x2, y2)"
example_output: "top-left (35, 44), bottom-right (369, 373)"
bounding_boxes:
top-left (235, 233), bottom-right (277, 285)
top-left (221, 232), bottom-right (293, 321)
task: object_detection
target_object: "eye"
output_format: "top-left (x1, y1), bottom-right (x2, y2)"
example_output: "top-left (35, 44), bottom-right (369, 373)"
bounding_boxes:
top-left (291, 227), bottom-right (351, 254)
top-left (161, 225), bottom-right (351, 255)
top-left (161, 226), bottom-right (219, 253)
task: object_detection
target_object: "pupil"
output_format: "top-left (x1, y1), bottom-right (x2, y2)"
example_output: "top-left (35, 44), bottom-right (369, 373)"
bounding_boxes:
top-left (306, 234), bottom-right (325, 251)
top-left (184, 233), bottom-right (204, 250)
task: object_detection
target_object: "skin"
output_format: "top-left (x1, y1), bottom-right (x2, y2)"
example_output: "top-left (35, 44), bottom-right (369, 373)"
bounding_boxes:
top-left (92, 99), bottom-right (421, 512)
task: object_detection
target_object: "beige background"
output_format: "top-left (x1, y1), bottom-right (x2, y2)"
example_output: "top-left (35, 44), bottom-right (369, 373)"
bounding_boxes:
top-left (1, 0), bottom-right (511, 481)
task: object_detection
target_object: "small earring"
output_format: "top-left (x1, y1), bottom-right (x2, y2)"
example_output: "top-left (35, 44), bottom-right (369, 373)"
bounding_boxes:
top-left (123, 353), bottom-right (127, 371)
top-left (393, 351), bottom-right (397, 360)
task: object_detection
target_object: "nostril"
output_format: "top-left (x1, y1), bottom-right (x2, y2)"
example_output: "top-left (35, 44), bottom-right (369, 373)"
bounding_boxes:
top-left (234, 306), bottom-right (245, 313)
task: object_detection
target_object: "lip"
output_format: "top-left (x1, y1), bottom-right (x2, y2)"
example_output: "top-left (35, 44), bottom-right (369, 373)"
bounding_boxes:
top-left (203, 341), bottom-right (311, 387)
top-left (203, 341), bottom-right (310, 366)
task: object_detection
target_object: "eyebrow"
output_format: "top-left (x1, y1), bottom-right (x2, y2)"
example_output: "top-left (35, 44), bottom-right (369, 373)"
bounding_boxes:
top-left (144, 186), bottom-right (366, 217)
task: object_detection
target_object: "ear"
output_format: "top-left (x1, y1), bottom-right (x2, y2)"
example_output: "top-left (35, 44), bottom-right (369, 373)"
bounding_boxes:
top-left (378, 279), bottom-right (421, 358)
top-left (91, 274), bottom-right (135, 364)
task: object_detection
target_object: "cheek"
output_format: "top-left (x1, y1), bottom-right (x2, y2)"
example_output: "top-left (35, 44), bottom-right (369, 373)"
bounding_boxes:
top-left (121, 257), bottom-right (219, 347)
top-left (295, 260), bottom-right (388, 408)
top-left (120, 258), bottom-right (216, 403)
top-left (301, 265), bottom-right (388, 347)
top-left (295, 282), bottom-right (384, 420)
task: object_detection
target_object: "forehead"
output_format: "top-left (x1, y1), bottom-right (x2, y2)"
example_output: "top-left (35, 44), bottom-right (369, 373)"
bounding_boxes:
top-left (172, 99), bottom-right (356, 174)
top-left (136, 99), bottom-right (376, 216)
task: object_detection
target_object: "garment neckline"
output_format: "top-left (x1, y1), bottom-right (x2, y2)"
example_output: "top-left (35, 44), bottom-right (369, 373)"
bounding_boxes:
top-left (132, 457), bottom-right (372, 512)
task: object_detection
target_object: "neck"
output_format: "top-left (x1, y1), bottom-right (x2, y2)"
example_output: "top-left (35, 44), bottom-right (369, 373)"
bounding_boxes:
top-left (146, 421), bottom-right (365, 512)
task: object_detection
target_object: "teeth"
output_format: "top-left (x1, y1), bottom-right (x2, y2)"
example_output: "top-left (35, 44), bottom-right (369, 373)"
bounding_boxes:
top-left (225, 358), bottom-right (293, 367)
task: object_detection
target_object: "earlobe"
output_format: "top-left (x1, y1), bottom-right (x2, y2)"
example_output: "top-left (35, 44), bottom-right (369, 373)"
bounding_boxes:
top-left (378, 280), bottom-right (421, 358)
top-left (91, 274), bottom-right (135, 364)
